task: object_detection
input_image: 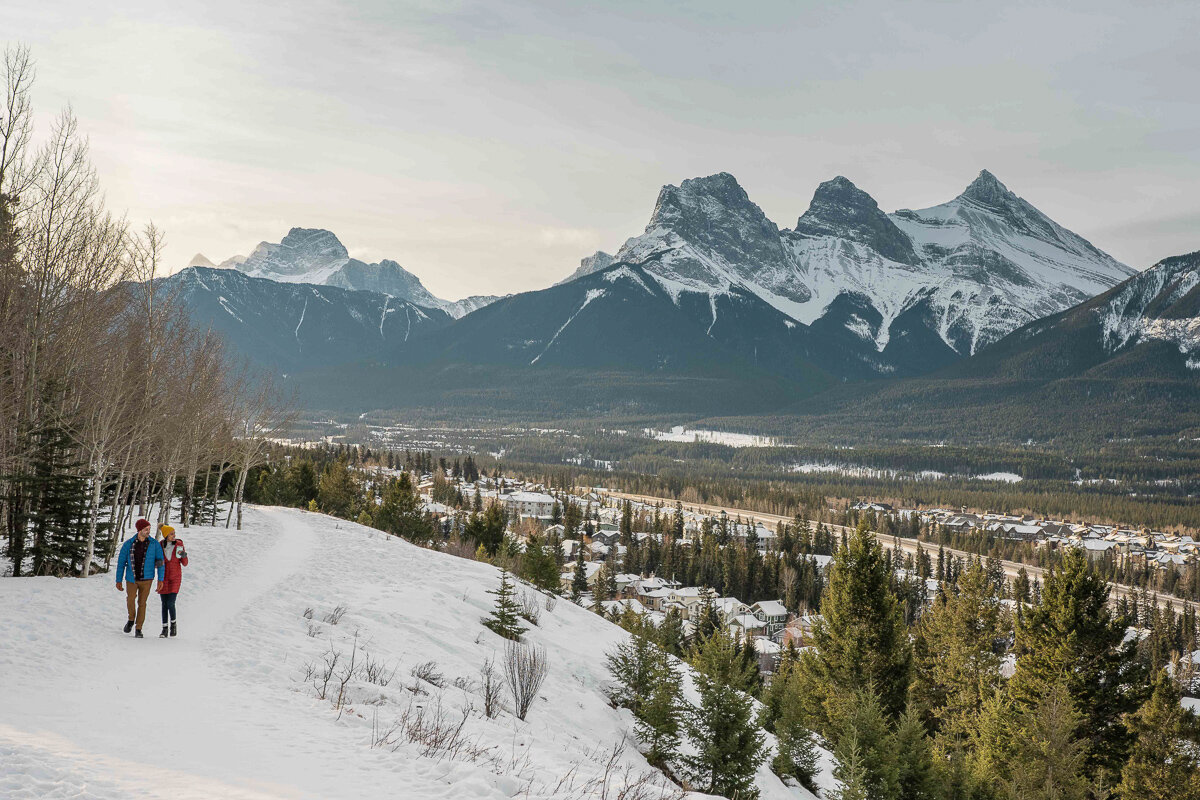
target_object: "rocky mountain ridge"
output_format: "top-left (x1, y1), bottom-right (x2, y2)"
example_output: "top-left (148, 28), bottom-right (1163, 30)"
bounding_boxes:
top-left (209, 228), bottom-right (499, 318)
top-left (569, 170), bottom-right (1135, 374)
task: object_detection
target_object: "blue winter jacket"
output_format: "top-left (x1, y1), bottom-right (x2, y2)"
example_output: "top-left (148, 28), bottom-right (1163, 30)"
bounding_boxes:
top-left (115, 536), bottom-right (165, 583)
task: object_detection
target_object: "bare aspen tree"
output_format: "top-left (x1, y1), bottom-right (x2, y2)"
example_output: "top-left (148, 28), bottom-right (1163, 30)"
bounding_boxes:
top-left (227, 378), bottom-right (292, 530)
top-left (1, 45), bottom-right (292, 577)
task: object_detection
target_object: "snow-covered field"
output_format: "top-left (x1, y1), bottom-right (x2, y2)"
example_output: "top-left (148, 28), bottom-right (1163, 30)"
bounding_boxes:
top-left (789, 462), bottom-right (1022, 483)
top-left (644, 427), bottom-right (782, 448)
top-left (0, 507), bottom-right (815, 800)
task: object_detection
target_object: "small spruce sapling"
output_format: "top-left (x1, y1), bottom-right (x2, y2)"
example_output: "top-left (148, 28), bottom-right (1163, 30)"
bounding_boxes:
top-left (482, 568), bottom-right (526, 641)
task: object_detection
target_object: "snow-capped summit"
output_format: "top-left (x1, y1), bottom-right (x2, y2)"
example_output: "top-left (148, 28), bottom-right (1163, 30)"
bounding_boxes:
top-left (237, 227), bottom-right (350, 284)
top-left (615, 172), bottom-right (810, 313)
top-left (572, 170), bottom-right (1135, 375)
top-left (222, 228), bottom-right (498, 318)
top-left (187, 252), bottom-right (216, 269)
top-left (958, 168), bottom-right (1010, 205)
top-left (793, 176), bottom-right (919, 266)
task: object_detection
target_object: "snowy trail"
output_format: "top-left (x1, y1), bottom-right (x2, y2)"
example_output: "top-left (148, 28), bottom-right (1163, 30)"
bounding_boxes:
top-left (1, 506), bottom-right (813, 800)
top-left (0, 508), bottom-right (452, 800)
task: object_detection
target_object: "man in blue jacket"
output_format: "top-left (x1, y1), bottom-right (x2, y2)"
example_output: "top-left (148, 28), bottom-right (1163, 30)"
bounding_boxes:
top-left (116, 518), bottom-right (164, 638)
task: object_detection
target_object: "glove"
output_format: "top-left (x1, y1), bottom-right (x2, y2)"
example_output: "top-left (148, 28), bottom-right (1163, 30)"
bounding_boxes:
top-left (116, 583), bottom-right (124, 591)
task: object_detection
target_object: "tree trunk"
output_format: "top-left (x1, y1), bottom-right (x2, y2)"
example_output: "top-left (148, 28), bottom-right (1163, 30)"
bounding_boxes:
top-left (180, 467), bottom-right (191, 526)
top-left (211, 463), bottom-right (228, 526)
top-left (106, 473), bottom-right (128, 568)
top-left (82, 459), bottom-right (105, 578)
top-left (139, 477), bottom-right (149, 518)
top-left (159, 471), bottom-right (175, 525)
top-left (235, 468), bottom-right (248, 530)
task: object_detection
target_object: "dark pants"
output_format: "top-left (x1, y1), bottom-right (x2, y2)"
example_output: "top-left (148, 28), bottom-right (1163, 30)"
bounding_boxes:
top-left (160, 592), bottom-right (178, 625)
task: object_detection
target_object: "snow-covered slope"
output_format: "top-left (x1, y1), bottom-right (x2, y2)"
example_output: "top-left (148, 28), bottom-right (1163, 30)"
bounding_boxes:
top-left (888, 171), bottom-right (1135, 354)
top-left (1095, 251), bottom-right (1200, 365)
top-left (0, 507), bottom-right (815, 800)
top-left (558, 251), bottom-right (616, 285)
top-left (578, 171), bottom-right (1134, 375)
top-left (225, 228), bottom-right (498, 319)
top-left (158, 266), bottom-right (452, 370)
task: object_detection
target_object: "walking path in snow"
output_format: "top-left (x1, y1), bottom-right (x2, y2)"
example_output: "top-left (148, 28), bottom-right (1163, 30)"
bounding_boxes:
top-left (1, 505), bottom-right (814, 800)
top-left (0, 508), bottom-right (447, 800)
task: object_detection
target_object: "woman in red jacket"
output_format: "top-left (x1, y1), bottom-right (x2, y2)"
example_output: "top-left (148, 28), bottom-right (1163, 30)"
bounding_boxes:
top-left (157, 524), bottom-right (188, 638)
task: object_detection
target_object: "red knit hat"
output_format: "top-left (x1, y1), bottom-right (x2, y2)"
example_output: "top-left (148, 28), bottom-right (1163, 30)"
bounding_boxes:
top-left (135, 518), bottom-right (151, 531)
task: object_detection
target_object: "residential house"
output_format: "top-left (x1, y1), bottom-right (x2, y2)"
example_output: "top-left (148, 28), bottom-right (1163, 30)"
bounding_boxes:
top-left (503, 491), bottom-right (557, 520)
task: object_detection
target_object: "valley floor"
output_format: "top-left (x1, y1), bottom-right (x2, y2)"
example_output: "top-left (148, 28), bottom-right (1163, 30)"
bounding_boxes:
top-left (0, 507), bottom-right (815, 800)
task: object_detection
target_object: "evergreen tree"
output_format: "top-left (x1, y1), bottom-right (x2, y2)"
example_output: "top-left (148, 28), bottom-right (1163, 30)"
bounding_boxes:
top-left (606, 633), bottom-right (662, 716)
top-left (1118, 671), bottom-right (1200, 800)
top-left (656, 607), bottom-right (686, 657)
top-left (694, 589), bottom-right (723, 641)
top-left (520, 533), bottom-right (561, 592)
top-left (466, 503), bottom-right (507, 557)
top-left (684, 671), bottom-right (766, 799)
top-left (317, 458), bottom-right (359, 519)
top-left (375, 473), bottom-right (434, 544)
top-left (1005, 680), bottom-right (1089, 800)
top-left (1009, 547), bottom-right (1144, 777)
top-left (482, 568), bottom-right (526, 640)
top-left (796, 521), bottom-right (911, 735)
top-left (635, 656), bottom-right (682, 768)
top-left (912, 559), bottom-right (1007, 741)
top-left (570, 548), bottom-right (588, 601)
top-left (764, 654), bottom-right (819, 791)
top-left (830, 731), bottom-right (871, 800)
top-left (22, 402), bottom-right (94, 576)
top-left (825, 688), bottom-right (899, 800)
top-left (593, 561), bottom-right (613, 602)
top-left (690, 631), bottom-right (760, 695)
top-left (892, 708), bottom-right (937, 800)
top-left (288, 460), bottom-right (319, 507)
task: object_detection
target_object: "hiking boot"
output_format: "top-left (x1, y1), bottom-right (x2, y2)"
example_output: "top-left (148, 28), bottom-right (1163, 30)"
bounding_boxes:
top-left (159, 626), bottom-right (169, 639)
top-left (170, 621), bottom-right (177, 638)
top-left (134, 629), bottom-right (144, 639)
top-left (124, 620), bottom-right (134, 634)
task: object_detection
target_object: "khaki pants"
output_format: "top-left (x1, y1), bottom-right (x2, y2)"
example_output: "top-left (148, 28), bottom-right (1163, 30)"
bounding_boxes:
top-left (125, 580), bottom-right (153, 630)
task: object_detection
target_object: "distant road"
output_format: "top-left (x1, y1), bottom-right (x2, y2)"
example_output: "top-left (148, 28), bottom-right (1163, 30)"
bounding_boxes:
top-left (605, 490), bottom-right (1199, 614)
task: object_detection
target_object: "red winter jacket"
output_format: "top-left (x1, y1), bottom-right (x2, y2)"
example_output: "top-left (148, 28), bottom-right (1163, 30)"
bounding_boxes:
top-left (157, 538), bottom-right (189, 594)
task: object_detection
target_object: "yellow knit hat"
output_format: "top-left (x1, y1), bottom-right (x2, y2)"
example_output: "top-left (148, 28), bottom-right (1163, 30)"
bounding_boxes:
top-left (159, 524), bottom-right (175, 540)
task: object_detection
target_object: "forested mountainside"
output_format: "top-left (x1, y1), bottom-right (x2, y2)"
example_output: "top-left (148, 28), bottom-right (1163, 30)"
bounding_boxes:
top-left (156, 267), bottom-right (452, 370)
top-left (744, 251), bottom-right (1200, 444)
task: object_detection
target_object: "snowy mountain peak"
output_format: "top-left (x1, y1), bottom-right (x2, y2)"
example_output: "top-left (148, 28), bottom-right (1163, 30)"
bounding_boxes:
top-left (617, 172), bottom-right (800, 306)
top-left (217, 227), bottom-right (498, 318)
top-left (647, 172), bottom-right (775, 235)
top-left (557, 250), bottom-right (615, 285)
top-left (595, 170), bottom-right (1136, 373)
top-left (793, 176), bottom-right (919, 266)
top-left (959, 169), bottom-right (1012, 206)
top-left (237, 227), bottom-right (351, 284)
top-left (187, 252), bottom-right (216, 268)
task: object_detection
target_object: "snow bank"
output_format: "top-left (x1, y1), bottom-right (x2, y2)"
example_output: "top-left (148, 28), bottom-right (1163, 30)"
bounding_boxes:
top-left (0, 506), bottom-right (812, 800)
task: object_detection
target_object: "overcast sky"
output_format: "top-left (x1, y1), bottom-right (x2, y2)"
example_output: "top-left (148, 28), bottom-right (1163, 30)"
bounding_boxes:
top-left (10, 1), bottom-right (1199, 299)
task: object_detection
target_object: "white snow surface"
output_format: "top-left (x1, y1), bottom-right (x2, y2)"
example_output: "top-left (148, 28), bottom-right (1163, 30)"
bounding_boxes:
top-left (644, 426), bottom-right (782, 448)
top-left (0, 507), bottom-right (817, 800)
top-left (1097, 254), bottom-right (1200, 360)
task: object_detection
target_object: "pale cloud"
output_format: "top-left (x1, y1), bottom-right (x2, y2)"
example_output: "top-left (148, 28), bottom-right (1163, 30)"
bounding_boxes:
top-left (8, 0), bottom-right (1200, 301)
